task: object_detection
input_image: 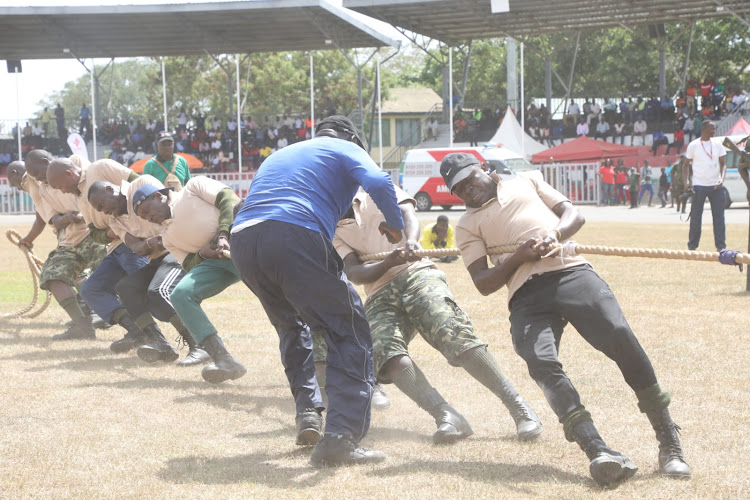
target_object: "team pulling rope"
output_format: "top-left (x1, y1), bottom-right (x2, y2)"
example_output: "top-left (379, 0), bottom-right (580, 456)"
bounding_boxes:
top-left (3, 229), bottom-right (52, 319)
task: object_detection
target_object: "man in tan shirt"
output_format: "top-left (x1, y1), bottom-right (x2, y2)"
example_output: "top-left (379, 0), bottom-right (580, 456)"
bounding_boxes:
top-left (313, 187), bottom-right (542, 444)
top-left (443, 152), bottom-right (690, 486)
top-left (14, 153), bottom-right (106, 341)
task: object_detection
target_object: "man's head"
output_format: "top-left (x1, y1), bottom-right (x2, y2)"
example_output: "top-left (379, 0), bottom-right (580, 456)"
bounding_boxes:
top-left (440, 152), bottom-right (495, 208)
top-left (46, 158), bottom-right (82, 194)
top-left (25, 149), bottom-right (54, 182)
top-left (87, 180), bottom-right (126, 216)
top-left (701, 120), bottom-right (716, 138)
top-left (7, 161), bottom-right (26, 190)
top-left (435, 215), bottom-right (449, 233)
top-left (157, 131), bottom-right (174, 159)
top-left (314, 115), bottom-right (366, 150)
top-left (661, 168), bottom-right (666, 173)
top-left (132, 184), bottom-right (172, 224)
top-left (644, 159), bottom-right (649, 167)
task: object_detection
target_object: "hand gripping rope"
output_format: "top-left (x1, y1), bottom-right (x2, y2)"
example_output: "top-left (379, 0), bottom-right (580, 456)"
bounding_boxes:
top-left (359, 242), bottom-right (750, 271)
top-left (2, 229), bottom-right (52, 319)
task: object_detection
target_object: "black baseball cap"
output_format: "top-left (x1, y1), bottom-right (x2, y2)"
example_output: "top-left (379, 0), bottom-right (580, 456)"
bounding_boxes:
top-left (440, 152), bottom-right (480, 194)
top-left (315, 115), bottom-right (367, 150)
top-left (158, 131), bottom-right (174, 143)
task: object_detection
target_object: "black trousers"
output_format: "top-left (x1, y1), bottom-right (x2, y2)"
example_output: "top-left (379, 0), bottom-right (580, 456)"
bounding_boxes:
top-left (509, 264), bottom-right (657, 422)
top-left (231, 221), bottom-right (374, 442)
top-left (115, 253), bottom-right (184, 322)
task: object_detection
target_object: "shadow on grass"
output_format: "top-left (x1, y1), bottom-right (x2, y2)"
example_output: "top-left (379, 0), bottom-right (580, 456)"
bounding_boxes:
top-left (367, 425), bottom-right (432, 444)
top-left (76, 376), bottom-right (209, 391)
top-left (0, 346), bottom-right (108, 362)
top-left (25, 355), bottom-right (146, 373)
top-left (175, 390), bottom-right (296, 415)
top-left (158, 449), bottom-right (335, 487)
top-left (368, 459), bottom-right (589, 487)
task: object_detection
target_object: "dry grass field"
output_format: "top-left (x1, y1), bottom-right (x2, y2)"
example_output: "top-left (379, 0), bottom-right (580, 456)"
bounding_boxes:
top-left (1, 220), bottom-right (749, 499)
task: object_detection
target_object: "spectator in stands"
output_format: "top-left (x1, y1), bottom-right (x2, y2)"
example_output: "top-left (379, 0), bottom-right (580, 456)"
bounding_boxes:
top-left (586, 100), bottom-right (601, 127)
top-left (603, 98), bottom-right (617, 124)
top-left (651, 130), bottom-right (668, 156)
top-left (539, 124), bottom-right (552, 147)
top-left (683, 112), bottom-right (695, 143)
top-left (122, 148), bottom-right (135, 166)
top-left (576, 118), bottom-right (589, 137)
top-left (277, 134), bottom-right (288, 149)
top-left (31, 122), bottom-right (42, 137)
top-left (227, 118), bottom-right (237, 133)
top-left (731, 91), bottom-right (746, 112)
top-left (613, 120), bottom-right (626, 145)
top-left (619, 98), bottom-right (630, 124)
top-left (665, 129), bottom-right (685, 155)
top-left (79, 103), bottom-right (91, 138)
top-left (594, 117), bottom-right (610, 142)
top-left (659, 95), bottom-right (674, 123)
top-left (467, 114), bottom-right (480, 147)
top-left (427, 117), bottom-right (439, 140)
top-left (133, 146), bottom-right (147, 163)
top-left (658, 167), bottom-right (669, 208)
top-left (564, 100), bottom-right (579, 130)
top-left (582, 98), bottom-right (592, 120)
top-left (631, 117), bottom-right (647, 146)
top-left (212, 116), bottom-right (222, 131)
top-left (40, 107), bottom-right (51, 137)
top-left (22, 122), bottom-right (32, 138)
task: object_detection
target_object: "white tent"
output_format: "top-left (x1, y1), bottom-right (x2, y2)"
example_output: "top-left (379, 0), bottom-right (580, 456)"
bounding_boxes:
top-left (488, 106), bottom-right (547, 159)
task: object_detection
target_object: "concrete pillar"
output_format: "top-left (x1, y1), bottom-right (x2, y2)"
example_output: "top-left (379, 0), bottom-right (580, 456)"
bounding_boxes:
top-left (506, 37), bottom-right (518, 111)
top-left (545, 54), bottom-right (552, 112)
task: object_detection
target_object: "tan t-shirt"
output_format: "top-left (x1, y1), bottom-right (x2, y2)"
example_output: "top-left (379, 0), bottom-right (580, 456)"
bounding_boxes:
top-left (107, 176), bottom-right (167, 261)
top-left (456, 170), bottom-right (588, 305)
top-left (76, 159), bottom-right (132, 254)
top-left (160, 176), bottom-right (236, 265)
top-left (22, 173), bottom-right (89, 247)
top-left (333, 188), bottom-right (434, 300)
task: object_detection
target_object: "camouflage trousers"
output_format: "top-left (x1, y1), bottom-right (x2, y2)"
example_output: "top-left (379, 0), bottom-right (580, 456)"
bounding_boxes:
top-left (40, 235), bottom-right (106, 290)
top-left (312, 267), bottom-right (483, 382)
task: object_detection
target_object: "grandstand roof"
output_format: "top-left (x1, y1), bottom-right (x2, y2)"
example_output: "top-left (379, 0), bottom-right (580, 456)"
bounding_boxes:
top-left (0, 1), bottom-right (401, 60)
top-left (344, 0), bottom-right (750, 43)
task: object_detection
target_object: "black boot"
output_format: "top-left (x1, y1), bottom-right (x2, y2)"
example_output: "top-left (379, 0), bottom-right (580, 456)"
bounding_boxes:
top-left (309, 433), bottom-right (386, 468)
top-left (200, 334), bottom-right (247, 384)
top-left (76, 294), bottom-right (111, 330)
top-left (175, 330), bottom-right (211, 367)
top-left (110, 315), bottom-right (146, 354)
top-left (572, 421), bottom-right (638, 487)
top-left (52, 316), bottom-right (96, 341)
top-left (136, 324), bottom-right (179, 363)
top-left (646, 408), bottom-right (691, 479)
top-left (296, 408), bottom-right (323, 446)
top-left (428, 401), bottom-right (474, 445)
top-left (502, 394), bottom-right (543, 441)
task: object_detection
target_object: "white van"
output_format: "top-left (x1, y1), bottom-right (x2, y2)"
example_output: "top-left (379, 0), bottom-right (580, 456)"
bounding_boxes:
top-left (399, 145), bottom-right (534, 211)
top-left (722, 135), bottom-right (748, 208)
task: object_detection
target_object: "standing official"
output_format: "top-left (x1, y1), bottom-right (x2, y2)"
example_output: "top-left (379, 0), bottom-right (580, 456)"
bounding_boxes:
top-left (230, 116), bottom-right (404, 467)
top-left (683, 121), bottom-right (727, 251)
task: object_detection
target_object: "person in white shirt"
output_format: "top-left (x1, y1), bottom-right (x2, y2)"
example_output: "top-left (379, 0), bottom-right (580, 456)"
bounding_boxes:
top-left (587, 101), bottom-right (601, 127)
top-left (212, 117), bottom-right (221, 130)
top-left (682, 120), bottom-right (727, 251)
top-left (32, 123), bottom-right (43, 136)
top-left (227, 119), bottom-right (237, 132)
top-left (122, 149), bottom-right (135, 166)
top-left (632, 118), bottom-right (648, 146)
top-left (277, 136), bottom-right (288, 149)
top-left (576, 119), bottom-right (589, 137)
top-left (133, 147), bottom-right (147, 162)
top-left (178, 108), bottom-right (188, 129)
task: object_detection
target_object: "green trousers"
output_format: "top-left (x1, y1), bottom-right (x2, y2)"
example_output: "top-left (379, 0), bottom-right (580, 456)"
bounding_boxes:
top-left (170, 258), bottom-right (240, 345)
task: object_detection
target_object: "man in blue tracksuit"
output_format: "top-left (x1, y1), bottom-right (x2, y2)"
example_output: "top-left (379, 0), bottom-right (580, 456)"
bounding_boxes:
top-left (231, 116), bottom-right (405, 467)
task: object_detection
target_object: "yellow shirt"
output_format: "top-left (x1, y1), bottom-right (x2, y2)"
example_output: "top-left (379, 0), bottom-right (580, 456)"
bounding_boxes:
top-left (419, 223), bottom-right (455, 250)
top-left (456, 170), bottom-right (587, 305)
top-left (22, 173), bottom-right (89, 247)
top-left (333, 187), bottom-right (434, 299)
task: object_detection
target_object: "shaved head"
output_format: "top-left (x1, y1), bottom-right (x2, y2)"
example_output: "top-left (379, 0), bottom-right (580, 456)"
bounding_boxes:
top-left (88, 180), bottom-right (126, 216)
top-left (47, 158), bottom-right (82, 195)
top-left (7, 161), bottom-right (26, 190)
top-left (25, 149), bottom-right (54, 182)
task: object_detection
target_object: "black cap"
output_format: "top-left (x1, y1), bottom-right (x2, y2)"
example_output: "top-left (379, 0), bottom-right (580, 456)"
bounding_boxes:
top-left (315, 115), bottom-right (367, 150)
top-left (158, 131), bottom-right (174, 143)
top-left (440, 152), bottom-right (479, 194)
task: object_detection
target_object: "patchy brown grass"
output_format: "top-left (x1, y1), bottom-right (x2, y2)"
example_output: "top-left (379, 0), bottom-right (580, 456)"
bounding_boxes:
top-left (1, 221), bottom-right (749, 499)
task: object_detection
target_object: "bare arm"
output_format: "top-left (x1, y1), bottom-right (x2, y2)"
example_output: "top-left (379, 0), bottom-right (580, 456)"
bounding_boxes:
top-left (341, 250), bottom-right (408, 286)
top-left (124, 232), bottom-right (163, 257)
top-left (19, 212), bottom-right (46, 249)
top-left (534, 201), bottom-right (585, 255)
top-left (717, 156), bottom-right (726, 188)
top-left (683, 159), bottom-right (692, 189)
top-left (49, 211), bottom-right (82, 232)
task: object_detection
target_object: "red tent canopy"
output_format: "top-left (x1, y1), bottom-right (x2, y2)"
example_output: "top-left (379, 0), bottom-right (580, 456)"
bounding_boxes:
top-left (532, 136), bottom-right (641, 163)
top-left (727, 118), bottom-right (750, 136)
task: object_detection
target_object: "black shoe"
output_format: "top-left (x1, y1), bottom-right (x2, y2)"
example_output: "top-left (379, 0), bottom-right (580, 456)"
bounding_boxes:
top-left (506, 395), bottom-right (543, 441)
top-left (200, 334), bottom-right (247, 384)
top-left (52, 318), bottom-right (96, 341)
top-left (572, 420), bottom-right (638, 486)
top-left (176, 346), bottom-right (211, 367)
top-left (296, 408), bottom-right (323, 446)
top-left (309, 434), bottom-right (386, 468)
top-left (91, 313), bottom-right (112, 330)
top-left (110, 315), bottom-right (145, 354)
top-left (430, 404), bottom-right (474, 445)
top-left (136, 325), bottom-right (179, 363)
top-left (646, 408), bottom-right (691, 479)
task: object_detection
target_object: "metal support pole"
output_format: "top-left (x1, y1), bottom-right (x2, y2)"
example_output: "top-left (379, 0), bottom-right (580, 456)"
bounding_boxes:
top-left (90, 58), bottom-right (97, 160)
top-left (659, 43), bottom-right (666, 99)
top-left (357, 67), bottom-right (364, 133)
top-left (310, 54), bottom-right (315, 138)
top-left (520, 42), bottom-right (525, 160)
top-left (545, 53), bottom-right (552, 113)
top-left (161, 59), bottom-right (168, 132)
top-left (506, 37), bottom-right (518, 112)
top-left (681, 22), bottom-right (695, 93)
top-left (449, 46), bottom-right (453, 148)
top-left (236, 54), bottom-right (242, 173)
top-left (15, 68), bottom-right (21, 161)
top-left (377, 55), bottom-right (383, 169)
